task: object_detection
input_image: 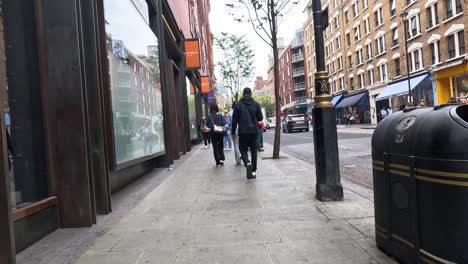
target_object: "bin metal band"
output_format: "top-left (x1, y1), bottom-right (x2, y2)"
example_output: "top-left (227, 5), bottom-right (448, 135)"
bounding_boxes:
top-left (416, 175), bottom-right (468, 187)
top-left (391, 233), bottom-right (415, 248)
top-left (390, 169), bottom-right (410, 177)
top-left (420, 249), bottom-right (456, 264)
top-left (373, 160), bottom-right (384, 166)
top-left (390, 163), bottom-right (410, 170)
top-left (420, 256), bottom-right (438, 264)
top-left (373, 165), bottom-right (384, 172)
top-left (416, 168), bottom-right (468, 178)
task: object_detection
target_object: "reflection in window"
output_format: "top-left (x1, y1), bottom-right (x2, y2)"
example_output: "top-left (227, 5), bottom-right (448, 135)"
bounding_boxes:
top-left (104, 0), bottom-right (165, 165)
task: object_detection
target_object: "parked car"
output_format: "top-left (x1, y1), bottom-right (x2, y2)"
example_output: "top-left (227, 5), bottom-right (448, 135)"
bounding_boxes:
top-left (282, 114), bottom-right (309, 133)
top-left (266, 117), bottom-right (277, 130)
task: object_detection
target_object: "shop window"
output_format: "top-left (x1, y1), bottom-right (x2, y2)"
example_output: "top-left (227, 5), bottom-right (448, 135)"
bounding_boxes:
top-left (104, 0), bottom-right (165, 165)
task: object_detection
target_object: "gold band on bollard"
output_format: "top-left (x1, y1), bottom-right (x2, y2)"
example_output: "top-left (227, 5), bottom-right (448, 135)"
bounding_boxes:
top-left (314, 95), bottom-right (333, 108)
top-left (315, 71), bottom-right (328, 78)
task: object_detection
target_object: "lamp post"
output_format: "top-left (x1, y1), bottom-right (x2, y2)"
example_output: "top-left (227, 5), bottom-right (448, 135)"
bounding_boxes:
top-left (311, 0), bottom-right (343, 201)
top-left (400, 11), bottom-right (413, 106)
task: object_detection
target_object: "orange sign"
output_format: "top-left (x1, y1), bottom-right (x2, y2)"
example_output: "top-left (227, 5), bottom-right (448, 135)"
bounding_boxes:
top-left (184, 39), bottom-right (201, 69)
top-left (201, 76), bottom-right (211, 94)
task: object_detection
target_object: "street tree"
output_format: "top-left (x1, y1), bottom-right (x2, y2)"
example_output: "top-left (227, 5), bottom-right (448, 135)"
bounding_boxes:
top-left (254, 95), bottom-right (274, 117)
top-left (215, 32), bottom-right (255, 101)
top-left (226, 0), bottom-right (299, 159)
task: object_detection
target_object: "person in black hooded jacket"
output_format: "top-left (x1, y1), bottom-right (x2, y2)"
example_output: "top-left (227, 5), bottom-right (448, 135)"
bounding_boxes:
top-left (232, 88), bottom-right (263, 179)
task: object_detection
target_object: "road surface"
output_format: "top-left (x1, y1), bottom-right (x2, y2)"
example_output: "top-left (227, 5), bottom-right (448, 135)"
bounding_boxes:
top-left (263, 129), bottom-right (374, 188)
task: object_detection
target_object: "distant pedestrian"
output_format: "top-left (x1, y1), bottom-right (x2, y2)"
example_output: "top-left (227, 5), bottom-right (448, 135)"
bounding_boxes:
top-left (229, 102), bottom-right (241, 165)
top-left (232, 88), bottom-right (263, 179)
top-left (387, 107), bottom-right (393, 115)
top-left (207, 104), bottom-right (226, 167)
top-left (257, 121), bottom-right (265, 152)
top-left (399, 104), bottom-right (406, 111)
top-left (201, 118), bottom-right (211, 149)
top-left (418, 100), bottom-right (425, 107)
top-left (380, 107), bottom-right (388, 119)
top-left (223, 110), bottom-right (233, 151)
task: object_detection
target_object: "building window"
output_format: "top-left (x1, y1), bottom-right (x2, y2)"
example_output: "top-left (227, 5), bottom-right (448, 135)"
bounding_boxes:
top-left (340, 77), bottom-right (345, 90)
top-left (379, 63), bottom-right (388, 82)
top-left (366, 43), bottom-right (372, 60)
top-left (374, 8), bottom-right (383, 27)
top-left (336, 36), bottom-right (341, 49)
top-left (353, 2), bottom-right (359, 18)
top-left (445, 0), bottom-right (463, 19)
top-left (348, 55), bottom-right (353, 68)
top-left (356, 49), bottom-right (363, 65)
top-left (448, 31), bottom-right (465, 59)
top-left (345, 10), bottom-right (349, 24)
top-left (430, 41), bottom-right (441, 64)
top-left (338, 56), bottom-right (343, 69)
top-left (350, 77), bottom-right (355, 90)
top-left (392, 28), bottom-right (398, 47)
top-left (406, 15), bottom-right (421, 39)
top-left (335, 16), bottom-right (340, 30)
top-left (354, 25), bottom-right (361, 41)
top-left (390, 0), bottom-right (396, 16)
top-left (426, 3), bottom-right (439, 29)
top-left (394, 58), bottom-right (401, 76)
top-left (358, 73), bottom-right (365, 89)
top-left (364, 17), bottom-right (370, 35)
top-left (346, 33), bottom-right (351, 46)
top-left (410, 48), bottom-right (423, 72)
top-left (368, 69), bottom-right (374, 85)
top-left (376, 35), bottom-right (386, 55)
top-left (406, 0), bottom-right (416, 6)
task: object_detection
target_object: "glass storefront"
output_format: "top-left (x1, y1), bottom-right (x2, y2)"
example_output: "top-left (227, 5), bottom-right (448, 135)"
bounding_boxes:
top-left (186, 77), bottom-right (198, 140)
top-left (104, 0), bottom-right (165, 165)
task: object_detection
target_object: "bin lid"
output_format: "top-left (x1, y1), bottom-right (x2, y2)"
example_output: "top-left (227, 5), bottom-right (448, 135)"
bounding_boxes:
top-left (375, 74), bottom-right (428, 101)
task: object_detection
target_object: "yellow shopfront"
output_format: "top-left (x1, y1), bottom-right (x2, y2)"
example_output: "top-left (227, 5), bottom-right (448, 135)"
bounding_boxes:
top-left (434, 62), bottom-right (468, 104)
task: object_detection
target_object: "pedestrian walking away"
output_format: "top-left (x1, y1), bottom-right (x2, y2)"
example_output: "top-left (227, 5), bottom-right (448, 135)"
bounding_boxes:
top-left (232, 87), bottom-right (263, 179)
top-left (229, 102), bottom-right (242, 165)
top-left (201, 118), bottom-right (211, 148)
top-left (207, 104), bottom-right (226, 167)
top-left (223, 110), bottom-right (233, 151)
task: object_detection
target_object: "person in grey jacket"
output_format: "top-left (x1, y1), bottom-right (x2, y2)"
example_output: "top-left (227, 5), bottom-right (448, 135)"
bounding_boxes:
top-left (232, 88), bottom-right (263, 179)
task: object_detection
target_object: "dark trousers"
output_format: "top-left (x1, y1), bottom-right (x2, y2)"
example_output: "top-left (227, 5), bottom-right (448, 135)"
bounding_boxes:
top-left (239, 133), bottom-right (258, 172)
top-left (210, 132), bottom-right (225, 165)
top-left (203, 132), bottom-right (211, 146)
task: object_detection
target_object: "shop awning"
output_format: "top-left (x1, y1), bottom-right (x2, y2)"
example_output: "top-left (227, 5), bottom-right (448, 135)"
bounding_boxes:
top-left (331, 94), bottom-right (344, 106)
top-left (335, 92), bottom-right (367, 108)
top-left (375, 74), bottom-right (428, 101)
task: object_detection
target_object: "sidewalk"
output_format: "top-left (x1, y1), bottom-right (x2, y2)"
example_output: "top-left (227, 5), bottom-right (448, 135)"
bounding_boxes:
top-left (19, 143), bottom-right (395, 264)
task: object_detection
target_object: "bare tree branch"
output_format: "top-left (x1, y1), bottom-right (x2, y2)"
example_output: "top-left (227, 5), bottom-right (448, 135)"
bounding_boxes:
top-left (241, 1), bottom-right (273, 47)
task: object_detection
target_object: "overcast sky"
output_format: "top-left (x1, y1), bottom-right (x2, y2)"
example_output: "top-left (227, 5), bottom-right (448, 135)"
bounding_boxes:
top-left (209, 0), bottom-right (309, 84)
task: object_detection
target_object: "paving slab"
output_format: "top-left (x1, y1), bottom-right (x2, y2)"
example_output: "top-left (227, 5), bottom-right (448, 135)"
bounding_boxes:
top-left (175, 245), bottom-right (271, 264)
top-left (16, 143), bottom-right (394, 264)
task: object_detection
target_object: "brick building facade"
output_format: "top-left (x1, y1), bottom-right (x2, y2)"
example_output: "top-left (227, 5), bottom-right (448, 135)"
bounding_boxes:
top-left (305, 0), bottom-right (467, 124)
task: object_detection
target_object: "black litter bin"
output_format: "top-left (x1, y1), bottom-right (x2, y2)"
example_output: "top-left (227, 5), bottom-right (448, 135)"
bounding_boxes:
top-left (372, 104), bottom-right (468, 264)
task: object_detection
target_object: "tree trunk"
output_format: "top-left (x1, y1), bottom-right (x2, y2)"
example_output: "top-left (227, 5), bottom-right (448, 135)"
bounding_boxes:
top-left (271, 0), bottom-right (281, 159)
